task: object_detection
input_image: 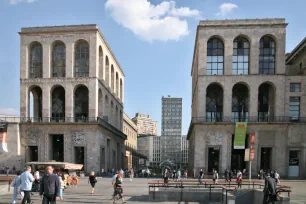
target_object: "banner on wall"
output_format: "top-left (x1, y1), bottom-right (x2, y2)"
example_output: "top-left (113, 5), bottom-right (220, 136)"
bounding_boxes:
top-left (0, 122), bottom-right (8, 153)
top-left (234, 122), bottom-right (247, 149)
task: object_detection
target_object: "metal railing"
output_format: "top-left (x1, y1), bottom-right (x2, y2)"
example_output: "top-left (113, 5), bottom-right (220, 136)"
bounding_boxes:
top-left (148, 180), bottom-right (291, 204)
top-left (192, 116), bottom-right (306, 124)
top-left (0, 117), bottom-right (98, 123)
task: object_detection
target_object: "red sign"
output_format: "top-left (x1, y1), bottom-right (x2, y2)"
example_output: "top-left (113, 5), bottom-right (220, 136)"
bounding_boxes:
top-left (250, 133), bottom-right (255, 145)
top-left (250, 148), bottom-right (255, 161)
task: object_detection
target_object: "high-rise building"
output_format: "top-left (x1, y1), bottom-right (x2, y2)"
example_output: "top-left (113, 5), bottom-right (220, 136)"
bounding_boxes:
top-left (132, 113), bottom-right (157, 136)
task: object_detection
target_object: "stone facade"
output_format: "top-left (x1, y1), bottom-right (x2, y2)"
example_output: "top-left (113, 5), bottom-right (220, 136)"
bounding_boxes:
top-left (188, 19), bottom-right (306, 178)
top-left (7, 24), bottom-right (128, 174)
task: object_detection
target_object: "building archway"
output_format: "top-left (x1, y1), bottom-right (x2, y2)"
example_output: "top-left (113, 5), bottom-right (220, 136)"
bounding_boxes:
top-left (74, 85), bottom-right (89, 121)
top-left (232, 83), bottom-right (249, 122)
top-left (28, 86), bottom-right (42, 122)
top-left (51, 86), bottom-right (65, 121)
top-left (258, 82), bottom-right (275, 121)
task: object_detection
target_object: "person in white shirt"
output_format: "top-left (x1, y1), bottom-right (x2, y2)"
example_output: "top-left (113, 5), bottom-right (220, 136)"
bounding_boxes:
top-left (20, 166), bottom-right (35, 204)
top-left (274, 170), bottom-right (280, 184)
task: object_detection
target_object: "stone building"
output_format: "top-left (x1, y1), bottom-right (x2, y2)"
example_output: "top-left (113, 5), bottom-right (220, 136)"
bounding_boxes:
top-left (16, 24), bottom-right (127, 174)
top-left (188, 19), bottom-right (306, 178)
top-left (181, 136), bottom-right (189, 169)
top-left (123, 113), bottom-right (146, 170)
top-left (132, 113), bottom-right (157, 136)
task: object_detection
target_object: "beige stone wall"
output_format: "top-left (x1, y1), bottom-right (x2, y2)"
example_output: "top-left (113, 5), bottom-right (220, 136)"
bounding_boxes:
top-left (19, 123), bottom-right (125, 174)
top-left (123, 113), bottom-right (137, 150)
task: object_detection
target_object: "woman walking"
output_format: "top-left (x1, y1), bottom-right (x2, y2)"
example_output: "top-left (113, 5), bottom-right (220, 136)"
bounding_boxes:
top-left (163, 169), bottom-right (169, 185)
top-left (58, 173), bottom-right (65, 200)
top-left (11, 171), bottom-right (21, 204)
top-left (88, 171), bottom-right (97, 194)
top-left (113, 174), bottom-right (126, 204)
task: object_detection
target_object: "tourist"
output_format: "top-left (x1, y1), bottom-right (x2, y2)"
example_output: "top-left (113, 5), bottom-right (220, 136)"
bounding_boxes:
top-left (237, 173), bottom-right (242, 189)
top-left (11, 171), bottom-right (22, 204)
top-left (163, 169), bottom-right (169, 184)
top-left (101, 168), bottom-right (104, 177)
top-left (58, 173), bottom-right (65, 200)
top-left (88, 171), bottom-right (97, 194)
top-left (184, 170), bottom-right (188, 180)
top-left (172, 169), bottom-right (176, 181)
top-left (177, 169), bottom-right (181, 181)
top-left (263, 173), bottom-right (276, 204)
top-left (40, 166), bottom-right (60, 204)
top-left (112, 168), bottom-right (115, 175)
top-left (229, 170), bottom-right (233, 182)
top-left (112, 170), bottom-right (119, 198)
top-left (20, 166), bottom-right (35, 204)
top-left (6, 167), bottom-right (10, 176)
top-left (224, 169), bottom-right (229, 182)
top-left (213, 170), bottom-right (219, 184)
top-left (130, 168), bottom-right (134, 182)
top-left (274, 170), bottom-right (280, 184)
top-left (34, 170), bottom-right (40, 192)
top-left (113, 174), bottom-right (126, 204)
top-left (198, 169), bottom-right (204, 184)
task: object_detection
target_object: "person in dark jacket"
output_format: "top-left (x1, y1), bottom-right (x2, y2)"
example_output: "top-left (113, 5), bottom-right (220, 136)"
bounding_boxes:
top-left (263, 173), bottom-right (276, 204)
top-left (40, 166), bottom-right (60, 204)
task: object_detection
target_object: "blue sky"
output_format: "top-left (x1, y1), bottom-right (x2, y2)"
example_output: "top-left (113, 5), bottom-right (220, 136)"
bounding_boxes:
top-left (0, 0), bottom-right (305, 135)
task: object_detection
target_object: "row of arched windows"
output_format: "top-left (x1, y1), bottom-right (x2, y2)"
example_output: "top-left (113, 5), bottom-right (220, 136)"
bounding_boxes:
top-left (29, 40), bottom-right (123, 100)
top-left (206, 35), bottom-right (276, 75)
top-left (206, 82), bottom-right (275, 122)
top-left (29, 85), bottom-right (122, 127)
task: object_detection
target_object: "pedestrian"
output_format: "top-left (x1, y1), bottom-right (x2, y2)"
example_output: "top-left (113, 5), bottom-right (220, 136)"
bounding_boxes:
top-left (112, 171), bottom-right (119, 198)
top-left (198, 169), bottom-right (204, 184)
top-left (57, 173), bottom-right (64, 200)
top-left (224, 169), bottom-right (229, 182)
top-left (119, 168), bottom-right (124, 180)
top-left (229, 170), bottom-right (232, 182)
top-left (34, 170), bottom-right (40, 192)
top-left (263, 173), bottom-right (276, 204)
top-left (40, 166), bottom-right (60, 204)
top-left (184, 170), bottom-right (188, 180)
top-left (130, 168), bottom-right (134, 182)
top-left (172, 169), bottom-right (177, 181)
top-left (11, 171), bottom-right (22, 204)
top-left (193, 168), bottom-right (196, 179)
top-left (163, 169), bottom-right (169, 185)
top-left (6, 167), bottom-right (10, 176)
top-left (177, 169), bottom-right (181, 181)
top-left (101, 168), bottom-right (104, 177)
top-left (113, 174), bottom-right (126, 204)
top-left (237, 173), bottom-right (242, 189)
top-left (88, 171), bottom-right (97, 194)
top-left (20, 166), bottom-right (35, 204)
top-left (274, 171), bottom-right (280, 184)
top-left (112, 168), bottom-right (115, 175)
top-left (213, 170), bottom-right (219, 184)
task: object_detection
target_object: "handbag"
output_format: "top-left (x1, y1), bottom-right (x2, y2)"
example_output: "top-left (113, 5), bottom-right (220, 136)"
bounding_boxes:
top-left (94, 178), bottom-right (97, 183)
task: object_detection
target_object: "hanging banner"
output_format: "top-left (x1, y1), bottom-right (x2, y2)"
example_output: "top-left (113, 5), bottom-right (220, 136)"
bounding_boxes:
top-left (244, 148), bottom-right (250, 161)
top-left (250, 148), bottom-right (255, 161)
top-left (250, 133), bottom-right (255, 145)
top-left (234, 122), bottom-right (247, 149)
top-left (0, 122), bottom-right (8, 153)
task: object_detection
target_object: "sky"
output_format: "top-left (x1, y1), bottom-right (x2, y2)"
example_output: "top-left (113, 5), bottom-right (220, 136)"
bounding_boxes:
top-left (0, 0), bottom-right (305, 135)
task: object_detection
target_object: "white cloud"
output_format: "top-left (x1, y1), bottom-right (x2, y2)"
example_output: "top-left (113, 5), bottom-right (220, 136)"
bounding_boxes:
top-left (0, 108), bottom-right (18, 116)
top-left (9, 0), bottom-right (38, 5)
top-left (105, 0), bottom-right (200, 42)
top-left (217, 3), bottom-right (238, 16)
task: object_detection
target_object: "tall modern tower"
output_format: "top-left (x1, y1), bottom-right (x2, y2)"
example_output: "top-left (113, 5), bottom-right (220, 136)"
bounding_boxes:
top-left (161, 96), bottom-right (182, 166)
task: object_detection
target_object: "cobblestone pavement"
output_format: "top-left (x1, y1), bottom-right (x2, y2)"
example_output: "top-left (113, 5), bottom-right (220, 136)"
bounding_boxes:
top-left (0, 177), bottom-right (305, 204)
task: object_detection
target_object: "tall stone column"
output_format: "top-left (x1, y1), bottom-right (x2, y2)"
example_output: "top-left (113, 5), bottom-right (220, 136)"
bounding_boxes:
top-left (249, 85), bottom-right (259, 118)
top-left (42, 44), bottom-right (50, 78)
top-left (88, 80), bottom-right (98, 119)
top-left (65, 83), bottom-right (74, 120)
top-left (89, 35), bottom-right (97, 78)
top-left (224, 39), bottom-right (233, 75)
top-left (66, 42), bottom-right (74, 78)
top-left (223, 87), bottom-right (232, 119)
top-left (20, 85), bottom-right (28, 118)
top-left (42, 84), bottom-right (50, 121)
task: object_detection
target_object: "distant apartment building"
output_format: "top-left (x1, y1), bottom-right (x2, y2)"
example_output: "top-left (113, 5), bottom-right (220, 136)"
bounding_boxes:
top-left (132, 113), bottom-right (157, 136)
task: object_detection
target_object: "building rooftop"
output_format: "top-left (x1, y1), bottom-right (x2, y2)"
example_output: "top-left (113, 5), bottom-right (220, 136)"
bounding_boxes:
top-left (199, 18), bottom-right (287, 27)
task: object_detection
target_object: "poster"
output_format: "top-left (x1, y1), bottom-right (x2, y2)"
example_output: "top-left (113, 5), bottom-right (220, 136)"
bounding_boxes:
top-left (250, 148), bottom-right (255, 161)
top-left (234, 122), bottom-right (247, 149)
top-left (250, 133), bottom-right (255, 145)
top-left (0, 122), bottom-right (8, 153)
top-left (244, 148), bottom-right (250, 161)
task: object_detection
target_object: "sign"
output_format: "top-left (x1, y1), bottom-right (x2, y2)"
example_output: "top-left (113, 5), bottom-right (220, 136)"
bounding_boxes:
top-left (250, 148), bottom-right (255, 161)
top-left (146, 160), bottom-right (150, 167)
top-left (234, 122), bottom-right (247, 149)
top-left (244, 148), bottom-right (250, 161)
top-left (250, 133), bottom-right (255, 145)
top-left (0, 123), bottom-right (8, 153)
top-left (139, 159), bottom-right (144, 165)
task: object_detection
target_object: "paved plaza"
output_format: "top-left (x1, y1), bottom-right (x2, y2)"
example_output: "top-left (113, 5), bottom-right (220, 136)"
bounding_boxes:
top-left (0, 177), bottom-right (306, 204)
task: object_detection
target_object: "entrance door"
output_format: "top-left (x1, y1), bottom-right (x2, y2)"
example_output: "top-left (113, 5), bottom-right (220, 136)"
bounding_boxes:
top-left (29, 146), bottom-right (38, 162)
top-left (52, 135), bottom-right (64, 162)
top-left (208, 147), bottom-right (220, 173)
top-left (75, 147), bottom-right (85, 171)
top-left (288, 150), bottom-right (300, 177)
top-left (260, 147), bottom-right (272, 171)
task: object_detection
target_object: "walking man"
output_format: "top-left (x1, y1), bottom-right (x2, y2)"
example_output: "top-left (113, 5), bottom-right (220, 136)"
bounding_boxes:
top-left (263, 173), bottom-right (276, 204)
top-left (40, 166), bottom-right (60, 204)
top-left (198, 169), bottom-right (204, 184)
top-left (20, 166), bottom-right (35, 204)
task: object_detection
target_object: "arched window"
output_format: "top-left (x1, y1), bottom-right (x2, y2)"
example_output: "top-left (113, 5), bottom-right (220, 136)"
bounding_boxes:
top-left (233, 37), bottom-right (249, 75)
top-left (105, 56), bottom-right (110, 85)
top-left (232, 83), bottom-right (249, 122)
top-left (111, 66), bottom-right (115, 90)
top-left (207, 38), bottom-right (224, 75)
top-left (99, 46), bottom-right (103, 79)
top-left (98, 89), bottom-right (103, 117)
top-left (116, 72), bottom-right (119, 95)
top-left (258, 83), bottom-right (275, 121)
top-left (29, 42), bottom-right (43, 78)
top-left (74, 86), bottom-right (89, 121)
top-left (51, 86), bottom-right (65, 121)
top-left (259, 36), bottom-right (276, 74)
top-left (52, 42), bottom-right (66, 77)
top-left (206, 84), bottom-right (223, 122)
top-left (29, 86), bottom-right (42, 121)
top-left (75, 40), bottom-right (89, 77)
top-left (120, 79), bottom-right (123, 101)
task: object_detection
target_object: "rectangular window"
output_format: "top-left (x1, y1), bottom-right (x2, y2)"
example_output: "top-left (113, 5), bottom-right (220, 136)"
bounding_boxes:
top-left (289, 97), bottom-right (300, 121)
top-left (290, 83), bottom-right (301, 92)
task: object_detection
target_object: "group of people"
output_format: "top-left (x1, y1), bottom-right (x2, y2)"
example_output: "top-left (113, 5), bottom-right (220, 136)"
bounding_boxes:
top-left (258, 169), bottom-right (280, 184)
top-left (1, 166), bottom-right (17, 176)
top-left (162, 169), bottom-right (188, 184)
top-left (10, 165), bottom-right (63, 204)
top-left (198, 169), bottom-right (219, 184)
